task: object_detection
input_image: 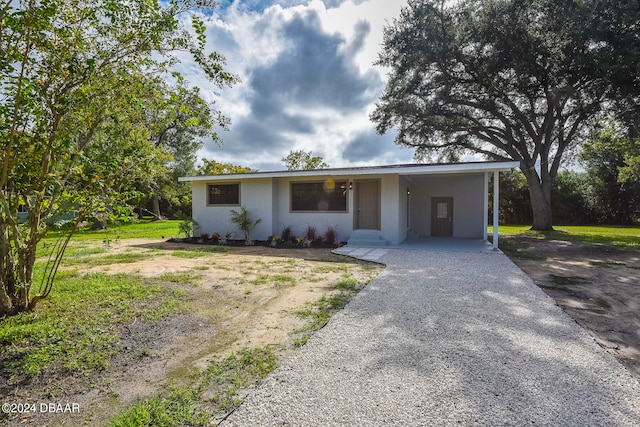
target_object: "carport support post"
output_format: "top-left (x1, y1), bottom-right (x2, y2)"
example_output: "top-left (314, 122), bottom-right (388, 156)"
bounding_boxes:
top-left (493, 170), bottom-right (499, 249)
top-left (483, 173), bottom-right (488, 241)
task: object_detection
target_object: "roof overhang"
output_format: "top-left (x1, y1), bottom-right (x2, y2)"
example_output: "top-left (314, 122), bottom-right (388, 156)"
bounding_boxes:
top-left (178, 161), bottom-right (520, 182)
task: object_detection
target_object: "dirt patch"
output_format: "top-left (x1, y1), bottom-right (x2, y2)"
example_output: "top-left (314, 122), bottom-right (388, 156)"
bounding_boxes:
top-left (502, 237), bottom-right (640, 378)
top-left (2, 239), bottom-right (381, 426)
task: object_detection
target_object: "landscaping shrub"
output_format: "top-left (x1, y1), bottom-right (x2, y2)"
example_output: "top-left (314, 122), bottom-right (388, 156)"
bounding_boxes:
top-left (304, 225), bottom-right (317, 241)
top-left (281, 226), bottom-right (293, 244)
top-left (324, 226), bottom-right (337, 246)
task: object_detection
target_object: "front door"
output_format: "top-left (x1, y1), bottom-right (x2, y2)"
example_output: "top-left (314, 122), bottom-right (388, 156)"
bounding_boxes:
top-left (431, 197), bottom-right (453, 237)
top-left (355, 180), bottom-right (380, 230)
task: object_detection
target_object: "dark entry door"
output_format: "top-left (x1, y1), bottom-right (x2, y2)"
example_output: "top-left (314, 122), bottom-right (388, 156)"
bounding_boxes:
top-left (431, 197), bottom-right (453, 237)
top-left (356, 180), bottom-right (380, 230)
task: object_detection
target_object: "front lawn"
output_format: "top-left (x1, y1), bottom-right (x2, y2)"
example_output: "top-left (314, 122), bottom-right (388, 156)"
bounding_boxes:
top-left (490, 224), bottom-right (640, 247)
top-left (1, 220), bottom-right (381, 426)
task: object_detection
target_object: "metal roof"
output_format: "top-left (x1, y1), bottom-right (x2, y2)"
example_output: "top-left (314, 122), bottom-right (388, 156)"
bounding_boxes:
top-left (178, 161), bottom-right (520, 182)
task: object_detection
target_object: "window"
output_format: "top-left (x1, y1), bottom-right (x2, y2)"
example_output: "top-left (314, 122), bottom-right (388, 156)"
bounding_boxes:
top-left (291, 181), bottom-right (347, 212)
top-left (208, 183), bottom-right (240, 205)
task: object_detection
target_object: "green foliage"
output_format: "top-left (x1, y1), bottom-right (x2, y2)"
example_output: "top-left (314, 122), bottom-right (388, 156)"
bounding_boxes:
top-left (551, 171), bottom-right (595, 225)
top-left (282, 150), bottom-right (329, 171)
top-left (229, 207), bottom-right (262, 245)
top-left (372, 0), bottom-right (640, 229)
top-left (490, 170), bottom-right (532, 225)
top-left (0, 0), bottom-right (236, 315)
top-left (178, 217), bottom-right (199, 238)
top-left (197, 159), bottom-right (255, 175)
top-left (580, 124), bottom-right (640, 224)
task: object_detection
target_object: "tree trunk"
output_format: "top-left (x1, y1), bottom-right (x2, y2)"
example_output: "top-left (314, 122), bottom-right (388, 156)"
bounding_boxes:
top-left (151, 193), bottom-right (162, 219)
top-left (0, 222), bottom-right (15, 315)
top-left (521, 163), bottom-right (554, 230)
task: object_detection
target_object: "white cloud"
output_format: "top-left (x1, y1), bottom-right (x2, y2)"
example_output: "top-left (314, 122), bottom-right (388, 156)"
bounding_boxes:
top-left (183, 0), bottom-right (412, 171)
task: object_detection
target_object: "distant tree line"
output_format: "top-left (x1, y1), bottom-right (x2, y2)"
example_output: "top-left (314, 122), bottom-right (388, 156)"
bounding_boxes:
top-left (493, 125), bottom-right (640, 225)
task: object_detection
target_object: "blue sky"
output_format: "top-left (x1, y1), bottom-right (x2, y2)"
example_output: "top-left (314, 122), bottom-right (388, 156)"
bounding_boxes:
top-left (177, 0), bottom-right (415, 171)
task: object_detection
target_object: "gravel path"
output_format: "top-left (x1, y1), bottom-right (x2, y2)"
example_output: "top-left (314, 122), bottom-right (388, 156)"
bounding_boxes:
top-left (221, 250), bottom-right (640, 426)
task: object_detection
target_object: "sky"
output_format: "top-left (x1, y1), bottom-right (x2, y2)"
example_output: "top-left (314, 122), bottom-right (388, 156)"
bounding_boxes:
top-left (177, 0), bottom-right (414, 172)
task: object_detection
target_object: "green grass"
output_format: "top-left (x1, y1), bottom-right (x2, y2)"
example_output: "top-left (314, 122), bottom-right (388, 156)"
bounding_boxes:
top-left (46, 219), bottom-right (181, 242)
top-left (272, 274), bottom-right (295, 287)
top-left (109, 388), bottom-right (210, 427)
top-left (202, 347), bottom-right (278, 412)
top-left (490, 224), bottom-right (640, 247)
top-left (157, 272), bottom-right (202, 286)
top-left (311, 264), bottom-right (348, 274)
top-left (0, 273), bottom-right (185, 380)
top-left (293, 278), bottom-right (366, 347)
top-left (110, 347), bottom-right (278, 426)
top-left (69, 252), bottom-right (148, 266)
top-left (171, 246), bottom-right (229, 258)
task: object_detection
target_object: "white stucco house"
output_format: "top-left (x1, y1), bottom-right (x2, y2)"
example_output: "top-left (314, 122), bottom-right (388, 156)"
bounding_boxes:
top-left (179, 161), bottom-right (519, 248)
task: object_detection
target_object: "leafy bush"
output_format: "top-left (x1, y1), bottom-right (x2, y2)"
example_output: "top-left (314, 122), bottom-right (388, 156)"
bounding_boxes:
top-left (178, 217), bottom-right (198, 238)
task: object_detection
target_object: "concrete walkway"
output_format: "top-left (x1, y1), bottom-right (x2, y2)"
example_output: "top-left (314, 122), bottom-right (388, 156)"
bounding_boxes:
top-left (221, 249), bottom-right (640, 426)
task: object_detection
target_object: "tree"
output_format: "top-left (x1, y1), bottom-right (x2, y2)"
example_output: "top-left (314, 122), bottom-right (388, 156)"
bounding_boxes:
top-left (551, 171), bottom-right (594, 225)
top-left (144, 74), bottom-right (229, 219)
top-left (489, 170), bottom-right (532, 225)
top-left (197, 159), bottom-right (255, 175)
top-left (580, 125), bottom-right (640, 224)
top-left (282, 150), bottom-right (329, 171)
top-left (0, 0), bottom-right (236, 316)
top-left (371, 0), bottom-right (640, 230)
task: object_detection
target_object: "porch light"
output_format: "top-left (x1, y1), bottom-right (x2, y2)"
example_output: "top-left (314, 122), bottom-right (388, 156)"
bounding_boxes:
top-left (349, 182), bottom-right (353, 190)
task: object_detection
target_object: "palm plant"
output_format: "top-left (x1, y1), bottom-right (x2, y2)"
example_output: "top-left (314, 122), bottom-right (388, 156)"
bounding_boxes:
top-left (229, 207), bottom-right (262, 245)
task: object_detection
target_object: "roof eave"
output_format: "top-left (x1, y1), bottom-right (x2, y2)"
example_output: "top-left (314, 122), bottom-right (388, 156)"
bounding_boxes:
top-left (178, 161), bottom-right (520, 182)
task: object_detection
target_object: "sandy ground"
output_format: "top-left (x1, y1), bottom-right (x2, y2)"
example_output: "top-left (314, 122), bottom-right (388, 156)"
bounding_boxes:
top-left (3, 239), bottom-right (381, 427)
top-left (502, 237), bottom-right (640, 378)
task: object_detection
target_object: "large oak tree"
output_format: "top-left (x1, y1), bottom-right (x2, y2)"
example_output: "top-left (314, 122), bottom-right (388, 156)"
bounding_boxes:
top-left (372, 0), bottom-right (640, 230)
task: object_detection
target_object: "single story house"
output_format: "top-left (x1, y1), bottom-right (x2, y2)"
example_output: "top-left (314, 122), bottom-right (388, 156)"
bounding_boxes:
top-left (179, 161), bottom-right (519, 248)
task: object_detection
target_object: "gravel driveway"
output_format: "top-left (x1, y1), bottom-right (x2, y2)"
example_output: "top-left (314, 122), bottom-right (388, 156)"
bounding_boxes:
top-left (221, 249), bottom-right (640, 426)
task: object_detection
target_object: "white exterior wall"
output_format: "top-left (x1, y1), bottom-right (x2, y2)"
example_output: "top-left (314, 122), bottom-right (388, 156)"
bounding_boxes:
top-left (191, 178), bottom-right (273, 240)
top-left (409, 174), bottom-right (485, 238)
top-left (273, 176), bottom-right (353, 243)
top-left (190, 171), bottom-right (487, 243)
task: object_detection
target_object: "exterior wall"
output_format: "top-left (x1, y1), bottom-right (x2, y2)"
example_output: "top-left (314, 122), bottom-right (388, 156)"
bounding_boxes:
top-left (271, 174), bottom-right (405, 244)
top-left (409, 174), bottom-right (485, 238)
top-left (273, 176), bottom-right (353, 243)
top-left (191, 171), bottom-right (486, 243)
top-left (191, 178), bottom-right (273, 240)
top-left (192, 174), bottom-right (407, 244)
